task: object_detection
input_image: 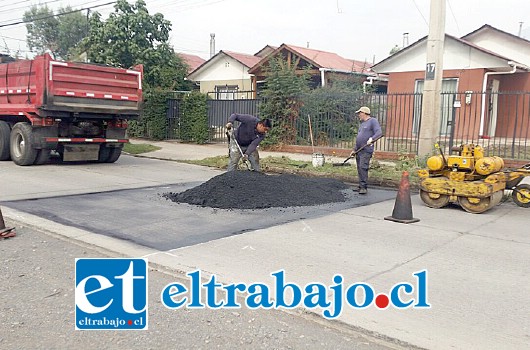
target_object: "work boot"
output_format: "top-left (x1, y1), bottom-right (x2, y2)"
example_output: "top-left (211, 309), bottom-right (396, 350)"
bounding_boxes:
top-left (352, 186), bottom-right (361, 192)
top-left (359, 188), bottom-right (367, 194)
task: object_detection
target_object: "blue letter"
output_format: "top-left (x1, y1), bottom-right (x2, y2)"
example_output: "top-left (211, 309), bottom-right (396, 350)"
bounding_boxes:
top-left (246, 283), bottom-right (273, 309)
top-left (346, 283), bottom-right (374, 308)
top-left (323, 274), bottom-right (343, 318)
top-left (390, 283), bottom-right (413, 308)
top-left (187, 270), bottom-right (204, 308)
top-left (223, 283), bottom-right (246, 307)
top-left (414, 270), bottom-right (431, 307)
top-left (161, 283), bottom-right (187, 309)
top-left (272, 270), bottom-right (302, 309)
top-left (203, 274), bottom-right (224, 308)
top-left (304, 283), bottom-right (330, 308)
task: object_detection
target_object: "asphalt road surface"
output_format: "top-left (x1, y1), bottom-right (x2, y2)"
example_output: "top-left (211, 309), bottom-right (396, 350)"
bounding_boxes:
top-left (1, 155), bottom-right (395, 251)
top-left (0, 155), bottom-right (412, 349)
top-left (0, 223), bottom-right (413, 350)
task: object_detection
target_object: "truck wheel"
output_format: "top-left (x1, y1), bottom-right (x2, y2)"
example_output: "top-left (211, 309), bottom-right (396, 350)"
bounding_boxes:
top-left (0, 121), bottom-right (11, 161)
top-left (10, 122), bottom-right (38, 166)
top-left (106, 147), bottom-right (122, 163)
top-left (98, 146), bottom-right (111, 162)
top-left (34, 149), bottom-right (51, 165)
top-left (98, 146), bottom-right (122, 163)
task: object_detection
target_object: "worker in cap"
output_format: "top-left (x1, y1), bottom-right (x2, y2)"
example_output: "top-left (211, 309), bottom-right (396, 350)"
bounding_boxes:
top-left (225, 113), bottom-right (272, 171)
top-left (351, 106), bottom-right (382, 194)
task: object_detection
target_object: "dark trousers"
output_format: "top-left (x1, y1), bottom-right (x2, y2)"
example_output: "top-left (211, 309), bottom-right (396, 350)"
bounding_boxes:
top-left (355, 150), bottom-right (373, 189)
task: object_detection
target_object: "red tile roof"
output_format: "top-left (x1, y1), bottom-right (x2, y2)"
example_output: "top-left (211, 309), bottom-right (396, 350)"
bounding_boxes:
top-left (222, 51), bottom-right (262, 68)
top-left (284, 44), bottom-right (373, 73)
top-left (177, 53), bottom-right (206, 74)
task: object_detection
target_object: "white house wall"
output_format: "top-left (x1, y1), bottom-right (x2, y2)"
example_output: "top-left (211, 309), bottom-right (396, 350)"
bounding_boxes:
top-left (465, 31), bottom-right (530, 66)
top-left (191, 55), bottom-right (252, 82)
top-left (375, 38), bottom-right (510, 73)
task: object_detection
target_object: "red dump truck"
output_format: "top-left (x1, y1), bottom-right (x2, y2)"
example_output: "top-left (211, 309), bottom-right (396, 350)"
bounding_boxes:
top-left (0, 53), bottom-right (142, 165)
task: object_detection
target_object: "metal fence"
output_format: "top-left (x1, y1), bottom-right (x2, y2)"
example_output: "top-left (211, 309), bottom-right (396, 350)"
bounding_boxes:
top-left (437, 91), bottom-right (530, 160)
top-left (207, 98), bottom-right (262, 142)
top-left (264, 93), bottom-right (420, 155)
top-left (164, 91), bottom-right (530, 161)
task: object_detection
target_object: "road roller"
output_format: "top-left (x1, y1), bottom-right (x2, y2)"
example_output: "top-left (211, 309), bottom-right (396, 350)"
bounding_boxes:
top-left (418, 144), bottom-right (530, 213)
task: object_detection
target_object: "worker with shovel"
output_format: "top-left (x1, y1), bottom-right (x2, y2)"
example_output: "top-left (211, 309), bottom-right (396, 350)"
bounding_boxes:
top-left (226, 113), bottom-right (272, 171)
top-left (351, 106), bottom-right (382, 194)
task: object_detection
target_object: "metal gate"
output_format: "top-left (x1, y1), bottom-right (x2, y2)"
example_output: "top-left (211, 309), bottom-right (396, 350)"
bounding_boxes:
top-left (207, 99), bottom-right (261, 142)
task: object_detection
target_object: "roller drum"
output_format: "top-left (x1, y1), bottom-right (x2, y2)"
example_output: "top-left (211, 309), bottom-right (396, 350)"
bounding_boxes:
top-left (475, 156), bottom-right (504, 175)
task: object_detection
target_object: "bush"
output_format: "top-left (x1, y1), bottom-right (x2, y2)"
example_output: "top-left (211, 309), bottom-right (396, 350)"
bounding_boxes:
top-left (180, 92), bottom-right (209, 144)
top-left (129, 88), bottom-right (170, 140)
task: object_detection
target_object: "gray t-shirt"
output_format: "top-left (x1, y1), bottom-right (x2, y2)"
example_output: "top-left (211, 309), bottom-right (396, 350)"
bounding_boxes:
top-left (355, 117), bottom-right (382, 152)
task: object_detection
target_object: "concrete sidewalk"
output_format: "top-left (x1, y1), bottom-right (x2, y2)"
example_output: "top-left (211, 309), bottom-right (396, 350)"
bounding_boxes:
top-left (5, 140), bottom-right (530, 350)
top-left (129, 138), bottom-right (315, 162)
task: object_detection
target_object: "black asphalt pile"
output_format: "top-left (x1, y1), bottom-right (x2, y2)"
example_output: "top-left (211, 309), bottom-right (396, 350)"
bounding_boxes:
top-left (164, 171), bottom-right (350, 209)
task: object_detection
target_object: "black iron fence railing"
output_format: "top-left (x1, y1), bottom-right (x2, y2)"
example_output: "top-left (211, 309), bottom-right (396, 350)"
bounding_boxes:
top-left (158, 91), bottom-right (530, 160)
top-left (437, 91), bottom-right (530, 160)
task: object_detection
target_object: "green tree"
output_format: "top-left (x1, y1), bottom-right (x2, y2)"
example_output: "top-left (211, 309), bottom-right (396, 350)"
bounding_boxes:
top-left (80, 0), bottom-right (188, 90)
top-left (389, 44), bottom-right (401, 55)
top-left (56, 8), bottom-right (89, 59)
top-left (24, 5), bottom-right (88, 59)
top-left (259, 57), bottom-right (310, 146)
top-left (300, 83), bottom-right (364, 147)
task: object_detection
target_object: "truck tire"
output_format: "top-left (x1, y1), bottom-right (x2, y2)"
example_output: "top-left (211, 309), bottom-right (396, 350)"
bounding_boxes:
top-left (98, 146), bottom-right (122, 163)
top-left (98, 146), bottom-right (111, 162)
top-left (10, 122), bottom-right (38, 166)
top-left (106, 147), bottom-right (122, 163)
top-left (0, 121), bottom-right (11, 161)
top-left (34, 149), bottom-right (51, 165)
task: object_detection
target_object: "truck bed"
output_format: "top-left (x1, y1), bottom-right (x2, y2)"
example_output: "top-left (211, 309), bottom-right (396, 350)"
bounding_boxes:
top-left (0, 54), bottom-right (142, 118)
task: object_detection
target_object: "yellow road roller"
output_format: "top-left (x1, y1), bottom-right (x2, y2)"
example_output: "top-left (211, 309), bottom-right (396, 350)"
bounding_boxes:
top-left (418, 144), bottom-right (530, 213)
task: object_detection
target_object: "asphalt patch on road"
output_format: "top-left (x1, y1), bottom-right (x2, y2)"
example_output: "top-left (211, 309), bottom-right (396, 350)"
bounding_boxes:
top-left (164, 171), bottom-right (350, 209)
top-left (3, 177), bottom-right (396, 251)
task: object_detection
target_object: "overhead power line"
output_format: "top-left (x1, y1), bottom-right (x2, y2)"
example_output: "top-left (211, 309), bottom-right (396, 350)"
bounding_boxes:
top-left (411, 0), bottom-right (429, 27)
top-left (446, 0), bottom-right (461, 35)
top-left (0, 0), bottom-right (31, 11)
top-left (0, 1), bottom-right (116, 28)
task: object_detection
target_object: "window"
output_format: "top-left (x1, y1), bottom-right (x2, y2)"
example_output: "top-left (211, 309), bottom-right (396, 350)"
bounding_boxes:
top-left (215, 85), bottom-right (239, 100)
top-left (413, 78), bottom-right (458, 135)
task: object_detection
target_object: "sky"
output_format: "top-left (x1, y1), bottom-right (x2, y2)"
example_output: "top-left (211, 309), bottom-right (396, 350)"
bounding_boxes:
top-left (1, 0), bottom-right (530, 64)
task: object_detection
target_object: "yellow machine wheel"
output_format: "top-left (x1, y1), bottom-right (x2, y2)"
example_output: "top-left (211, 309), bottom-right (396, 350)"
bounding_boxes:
top-left (512, 184), bottom-right (530, 208)
top-left (420, 190), bottom-right (450, 208)
top-left (457, 191), bottom-right (503, 213)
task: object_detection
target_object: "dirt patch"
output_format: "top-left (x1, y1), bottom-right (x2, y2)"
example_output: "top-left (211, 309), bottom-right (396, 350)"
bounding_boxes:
top-left (164, 171), bottom-right (350, 209)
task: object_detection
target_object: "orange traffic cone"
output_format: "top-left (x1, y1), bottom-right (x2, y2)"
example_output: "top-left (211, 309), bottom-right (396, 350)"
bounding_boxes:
top-left (0, 206), bottom-right (16, 239)
top-left (384, 171), bottom-right (420, 224)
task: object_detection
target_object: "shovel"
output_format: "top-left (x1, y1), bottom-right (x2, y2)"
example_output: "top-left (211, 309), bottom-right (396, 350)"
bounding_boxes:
top-left (332, 135), bottom-right (384, 166)
top-left (227, 131), bottom-right (252, 170)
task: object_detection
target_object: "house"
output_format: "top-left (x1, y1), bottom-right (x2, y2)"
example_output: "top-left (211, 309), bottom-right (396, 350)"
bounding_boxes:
top-left (187, 50), bottom-right (261, 99)
top-left (248, 44), bottom-right (382, 95)
top-left (371, 25), bottom-right (530, 139)
top-left (186, 44), bottom-right (382, 100)
top-left (254, 45), bottom-right (277, 58)
top-left (177, 52), bottom-right (206, 74)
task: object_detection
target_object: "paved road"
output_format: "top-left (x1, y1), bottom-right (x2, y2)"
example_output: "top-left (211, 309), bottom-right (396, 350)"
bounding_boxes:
top-left (0, 223), bottom-right (410, 350)
top-left (2, 148), bottom-right (530, 350)
top-left (3, 183), bottom-right (395, 250)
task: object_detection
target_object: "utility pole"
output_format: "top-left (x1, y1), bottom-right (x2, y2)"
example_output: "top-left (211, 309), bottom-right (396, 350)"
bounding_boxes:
top-left (518, 22), bottom-right (523, 37)
top-left (418, 0), bottom-right (446, 157)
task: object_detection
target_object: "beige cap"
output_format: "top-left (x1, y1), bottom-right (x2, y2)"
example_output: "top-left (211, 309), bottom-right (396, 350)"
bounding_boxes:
top-left (355, 106), bottom-right (371, 115)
